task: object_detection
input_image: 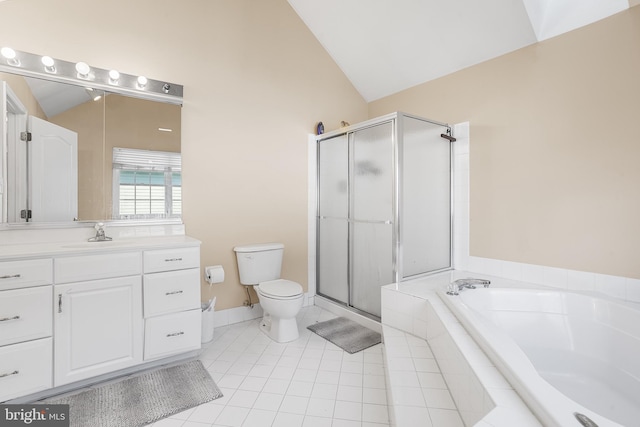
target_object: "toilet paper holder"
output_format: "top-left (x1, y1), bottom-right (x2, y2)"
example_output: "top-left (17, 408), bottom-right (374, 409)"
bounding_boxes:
top-left (204, 265), bottom-right (225, 284)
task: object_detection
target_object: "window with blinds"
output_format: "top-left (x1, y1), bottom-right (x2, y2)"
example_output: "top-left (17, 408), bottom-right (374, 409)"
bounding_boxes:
top-left (112, 148), bottom-right (181, 219)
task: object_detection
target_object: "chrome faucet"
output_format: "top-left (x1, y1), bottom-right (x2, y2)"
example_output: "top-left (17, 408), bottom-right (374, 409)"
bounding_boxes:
top-left (88, 222), bottom-right (112, 242)
top-left (446, 278), bottom-right (491, 295)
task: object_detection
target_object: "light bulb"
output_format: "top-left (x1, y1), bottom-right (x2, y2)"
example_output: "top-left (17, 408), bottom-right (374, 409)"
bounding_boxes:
top-left (1, 47), bottom-right (16, 59)
top-left (108, 69), bottom-right (120, 83)
top-left (1, 47), bottom-right (20, 66)
top-left (41, 56), bottom-right (56, 73)
top-left (41, 56), bottom-right (54, 67)
top-left (137, 75), bottom-right (148, 88)
top-left (75, 61), bottom-right (90, 77)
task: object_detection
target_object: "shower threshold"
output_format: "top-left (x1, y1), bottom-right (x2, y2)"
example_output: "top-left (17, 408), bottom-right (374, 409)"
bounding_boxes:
top-left (314, 295), bottom-right (382, 334)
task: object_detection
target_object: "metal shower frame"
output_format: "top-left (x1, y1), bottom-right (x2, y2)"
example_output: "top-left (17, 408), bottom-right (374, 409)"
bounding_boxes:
top-left (315, 111), bottom-right (455, 319)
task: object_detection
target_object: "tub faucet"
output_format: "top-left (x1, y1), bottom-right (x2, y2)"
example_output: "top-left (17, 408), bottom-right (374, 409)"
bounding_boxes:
top-left (446, 278), bottom-right (491, 295)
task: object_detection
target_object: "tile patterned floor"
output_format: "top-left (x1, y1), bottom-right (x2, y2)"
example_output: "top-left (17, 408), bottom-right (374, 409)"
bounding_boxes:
top-left (149, 305), bottom-right (391, 427)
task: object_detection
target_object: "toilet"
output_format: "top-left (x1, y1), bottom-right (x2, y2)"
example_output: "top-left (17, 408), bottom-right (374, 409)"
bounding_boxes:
top-left (233, 243), bottom-right (304, 343)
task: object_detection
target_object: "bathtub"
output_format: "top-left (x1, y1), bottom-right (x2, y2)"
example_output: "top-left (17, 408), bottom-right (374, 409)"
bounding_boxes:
top-left (441, 287), bottom-right (640, 427)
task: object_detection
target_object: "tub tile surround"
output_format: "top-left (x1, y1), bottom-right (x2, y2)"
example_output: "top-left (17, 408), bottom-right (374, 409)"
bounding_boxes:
top-left (382, 325), bottom-right (466, 427)
top-left (381, 272), bottom-right (544, 427)
top-left (459, 255), bottom-right (640, 305)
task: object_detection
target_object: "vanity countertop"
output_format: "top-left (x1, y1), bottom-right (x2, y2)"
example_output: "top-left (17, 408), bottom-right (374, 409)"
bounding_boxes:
top-left (0, 235), bottom-right (201, 261)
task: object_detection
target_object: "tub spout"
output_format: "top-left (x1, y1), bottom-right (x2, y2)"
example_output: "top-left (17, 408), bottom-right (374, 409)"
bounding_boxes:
top-left (446, 278), bottom-right (491, 295)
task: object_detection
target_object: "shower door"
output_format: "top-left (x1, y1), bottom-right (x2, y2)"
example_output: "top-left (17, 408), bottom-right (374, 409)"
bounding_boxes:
top-left (349, 122), bottom-right (394, 318)
top-left (316, 112), bottom-right (452, 320)
top-left (317, 134), bottom-right (349, 305)
top-left (317, 121), bottom-right (394, 319)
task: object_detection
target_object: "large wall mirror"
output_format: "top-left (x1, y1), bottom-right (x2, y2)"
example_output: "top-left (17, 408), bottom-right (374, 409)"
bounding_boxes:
top-left (0, 48), bottom-right (183, 225)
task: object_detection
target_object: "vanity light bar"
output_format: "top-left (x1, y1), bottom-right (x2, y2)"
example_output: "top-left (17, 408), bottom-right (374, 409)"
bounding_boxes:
top-left (0, 47), bottom-right (183, 105)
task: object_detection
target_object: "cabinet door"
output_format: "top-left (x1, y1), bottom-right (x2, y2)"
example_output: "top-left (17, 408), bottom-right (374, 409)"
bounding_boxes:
top-left (143, 268), bottom-right (200, 318)
top-left (144, 309), bottom-right (201, 360)
top-left (0, 286), bottom-right (52, 347)
top-left (54, 276), bottom-right (143, 386)
top-left (0, 338), bottom-right (52, 402)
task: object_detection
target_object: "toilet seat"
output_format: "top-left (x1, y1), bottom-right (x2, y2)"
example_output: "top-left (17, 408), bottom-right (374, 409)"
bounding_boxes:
top-left (258, 279), bottom-right (303, 300)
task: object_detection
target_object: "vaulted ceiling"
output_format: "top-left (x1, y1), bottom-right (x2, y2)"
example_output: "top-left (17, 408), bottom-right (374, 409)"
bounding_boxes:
top-left (287, 0), bottom-right (630, 101)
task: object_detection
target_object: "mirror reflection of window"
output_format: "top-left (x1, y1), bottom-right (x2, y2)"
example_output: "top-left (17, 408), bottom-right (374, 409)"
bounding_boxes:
top-left (112, 148), bottom-right (181, 220)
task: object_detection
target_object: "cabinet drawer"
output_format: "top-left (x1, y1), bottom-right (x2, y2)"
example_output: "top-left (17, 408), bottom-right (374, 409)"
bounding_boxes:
top-left (144, 309), bottom-right (200, 360)
top-left (143, 269), bottom-right (200, 318)
top-left (143, 247), bottom-right (199, 273)
top-left (0, 338), bottom-right (52, 402)
top-left (55, 252), bottom-right (142, 283)
top-left (0, 258), bottom-right (52, 291)
top-left (0, 286), bottom-right (52, 347)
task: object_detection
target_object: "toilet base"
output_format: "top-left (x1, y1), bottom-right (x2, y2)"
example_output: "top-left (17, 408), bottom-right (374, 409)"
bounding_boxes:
top-left (259, 312), bottom-right (299, 343)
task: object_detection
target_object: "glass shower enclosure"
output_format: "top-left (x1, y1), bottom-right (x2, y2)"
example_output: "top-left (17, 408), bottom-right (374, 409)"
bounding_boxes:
top-left (316, 112), bottom-right (452, 319)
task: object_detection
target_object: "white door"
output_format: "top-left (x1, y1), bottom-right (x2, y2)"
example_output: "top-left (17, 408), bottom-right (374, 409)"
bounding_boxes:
top-left (54, 276), bottom-right (143, 386)
top-left (1, 80), bottom-right (28, 223)
top-left (28, 116), bottom-right (78, 222)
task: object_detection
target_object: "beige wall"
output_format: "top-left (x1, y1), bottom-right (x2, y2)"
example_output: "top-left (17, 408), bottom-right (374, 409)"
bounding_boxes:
top-left (370, 7), bottom-right (640, 279)
top-left (0, 0), bottom-right (367, 309)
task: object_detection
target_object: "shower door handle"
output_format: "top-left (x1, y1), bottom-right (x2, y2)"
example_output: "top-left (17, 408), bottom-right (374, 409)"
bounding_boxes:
top-left (349, 218), bottom-right (393, 225)
top-left (318, 216), bottom-right (392, 225)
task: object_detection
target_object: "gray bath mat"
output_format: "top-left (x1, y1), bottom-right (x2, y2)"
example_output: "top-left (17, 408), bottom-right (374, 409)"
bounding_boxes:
top-left (44, 360), bottom-right (222, 427)
top-left (308, 317), bottom-right (381, 354)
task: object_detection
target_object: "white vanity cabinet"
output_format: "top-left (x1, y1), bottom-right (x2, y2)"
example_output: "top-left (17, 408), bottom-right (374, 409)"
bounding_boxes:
top-left (142, 247), bottom-right (201, 360)
top-left (53, 252), bottom-right (144, 386)
top-left (0, 236), bottom-right (201, 401)
top-left (0, 258), bottom-right (53, 402)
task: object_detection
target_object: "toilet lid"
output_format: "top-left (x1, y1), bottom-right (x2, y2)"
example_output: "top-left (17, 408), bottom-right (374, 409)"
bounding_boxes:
top-left (258, 279), bottom-right (303, 299)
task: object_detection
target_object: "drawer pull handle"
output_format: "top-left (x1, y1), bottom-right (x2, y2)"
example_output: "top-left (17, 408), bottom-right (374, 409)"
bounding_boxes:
top-left (165, 290), bottom-right (183, 296)
top-left (58, 294), bottom-right (63, 314)
top-left (164, 257), bottom-right (183, 262)
top-left (166, 331), bottom-right (184, 337)
top-left (0, 274), bottom-right (21, 280)
top-left (0, 315), bottom-right (20, 322)
top-left (0, 370), bottom-right (19, 379)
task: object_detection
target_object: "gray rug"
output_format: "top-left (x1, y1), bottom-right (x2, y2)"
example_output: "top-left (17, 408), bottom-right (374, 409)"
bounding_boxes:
top-left (308, 317), bottom-right (381, 354)
top-left (45, 360), bottom-right (222, 427)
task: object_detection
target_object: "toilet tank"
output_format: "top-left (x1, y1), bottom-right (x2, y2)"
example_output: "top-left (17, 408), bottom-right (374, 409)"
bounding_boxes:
top-left (233, 242), bottom-right (284, 285)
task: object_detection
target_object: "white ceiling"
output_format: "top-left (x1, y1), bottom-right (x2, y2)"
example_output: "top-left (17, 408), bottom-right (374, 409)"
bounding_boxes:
top-left (288, 0), bottom-right (629, 101)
